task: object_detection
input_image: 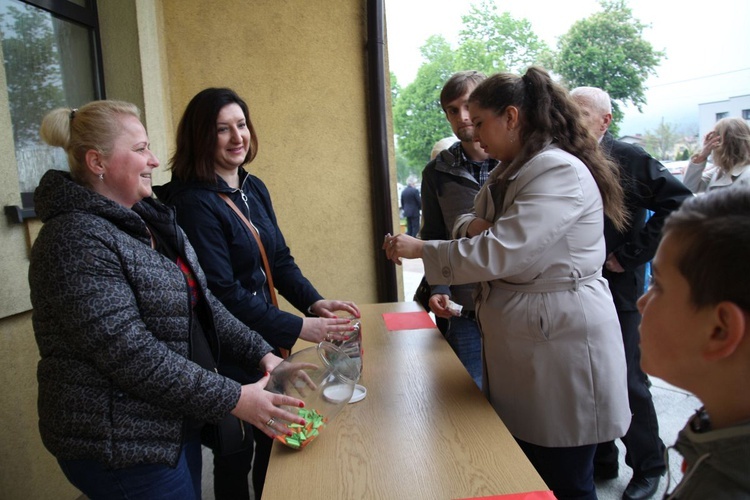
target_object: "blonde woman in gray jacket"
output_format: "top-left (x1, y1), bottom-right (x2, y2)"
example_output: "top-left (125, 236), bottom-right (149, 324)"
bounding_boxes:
top-left (384, 67), bottom-right (630, 500)
top-left (683, 117), bottom-right (750, 193)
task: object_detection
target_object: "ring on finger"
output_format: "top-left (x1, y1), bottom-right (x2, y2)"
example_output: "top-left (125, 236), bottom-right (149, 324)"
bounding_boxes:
top-left (266, 417), bottom-right (275, 427)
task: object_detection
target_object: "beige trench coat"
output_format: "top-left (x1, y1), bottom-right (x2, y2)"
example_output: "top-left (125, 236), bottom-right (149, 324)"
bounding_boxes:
top-left (423, 146), bottom-right (630, 447)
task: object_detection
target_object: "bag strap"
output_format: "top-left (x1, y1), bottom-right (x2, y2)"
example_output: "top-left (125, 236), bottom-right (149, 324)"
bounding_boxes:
top-left (218, 193), bottom-right (289, 358)
top-left (218, 193), bottom-right (278, 307)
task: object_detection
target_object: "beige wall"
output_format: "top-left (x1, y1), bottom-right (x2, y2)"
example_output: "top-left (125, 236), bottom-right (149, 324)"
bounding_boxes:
top-left (0, 311), bottom-right (80, 499)
top-left (0, 0), bottom-right (396, 497)
top-left (161, 0), bottom-right (380, 307)
top-left (98, 0), bottom-right (173, 185)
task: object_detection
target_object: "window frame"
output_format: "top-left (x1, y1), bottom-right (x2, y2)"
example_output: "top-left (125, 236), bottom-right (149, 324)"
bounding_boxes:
top-left (2, 0), bottom-right (104, 223)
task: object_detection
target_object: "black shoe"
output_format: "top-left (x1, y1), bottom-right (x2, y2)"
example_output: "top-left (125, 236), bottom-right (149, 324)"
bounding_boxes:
top-left (593, 462), bottom-right (618, 480)
top-left (622, 474), bottom-right (661, 500)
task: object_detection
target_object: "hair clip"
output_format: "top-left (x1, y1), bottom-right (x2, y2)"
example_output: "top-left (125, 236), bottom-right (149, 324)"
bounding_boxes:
top-left (69, 108), bottom-right (78, 120)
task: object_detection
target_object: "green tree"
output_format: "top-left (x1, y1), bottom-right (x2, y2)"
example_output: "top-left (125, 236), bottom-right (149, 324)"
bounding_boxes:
top-left (456, 0), bottom-right (549, 75)
top-left (0, 4), bottom-right (65, 148)
top-left (550, 0), bottom-right (664, 136)
top-left (643, 118), bottom-right (680, 160)
top-left (390, 71), bottom-right (401, 103)
top-left (392, 2), bottom-right (550, 168)
top-left (392, 35), bottom-right (455, 169)
top-left (395, 148), bottom-right (415, 184)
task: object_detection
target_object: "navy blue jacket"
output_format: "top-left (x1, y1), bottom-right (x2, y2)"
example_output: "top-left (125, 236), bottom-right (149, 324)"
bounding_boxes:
top-left (401, 185), bottom-right (422, 218)
top-left (155, 170), bottom-right (323, 356)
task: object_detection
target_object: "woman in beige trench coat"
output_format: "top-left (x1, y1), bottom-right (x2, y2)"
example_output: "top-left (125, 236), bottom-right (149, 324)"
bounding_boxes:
top-left (384, 67), bottom-right (630, 500)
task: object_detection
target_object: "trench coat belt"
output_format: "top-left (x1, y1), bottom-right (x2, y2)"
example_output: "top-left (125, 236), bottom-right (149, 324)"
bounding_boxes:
top-left (488, 269), bottom-right (602, 293)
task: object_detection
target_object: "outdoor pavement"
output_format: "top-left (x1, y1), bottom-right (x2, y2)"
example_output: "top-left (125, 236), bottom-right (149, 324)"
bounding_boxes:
top-left (199, 258), bottom-right (701, 499)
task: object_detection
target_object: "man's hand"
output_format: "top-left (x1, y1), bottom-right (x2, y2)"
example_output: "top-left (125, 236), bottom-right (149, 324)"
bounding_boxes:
top-left (605, 253), bottom-right (625, 273)
top-left (428, 294), bottom-right (454, 319)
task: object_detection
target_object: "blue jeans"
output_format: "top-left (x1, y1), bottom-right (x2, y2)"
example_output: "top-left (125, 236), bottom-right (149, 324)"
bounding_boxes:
top-left (57, 434), bottom-right (203, 500)
top-left (444, 315), bottom-right (482, 388)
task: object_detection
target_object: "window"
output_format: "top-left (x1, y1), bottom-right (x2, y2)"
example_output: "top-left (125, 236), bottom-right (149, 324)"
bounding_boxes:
top-left (715, 111), bottom-right (729, 121)
top-left (1, 0), bottom-right (103, 222)
top-left (742, 109), bottom-right (750, 120)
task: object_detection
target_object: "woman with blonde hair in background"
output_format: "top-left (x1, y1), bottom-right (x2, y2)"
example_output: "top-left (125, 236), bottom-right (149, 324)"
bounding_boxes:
top-left (683, 117), bottom-right (750, 193)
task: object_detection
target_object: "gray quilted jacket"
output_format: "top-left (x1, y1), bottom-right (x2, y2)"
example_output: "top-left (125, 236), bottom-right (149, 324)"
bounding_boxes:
top-left (29, 170), bottom-right (273, 468)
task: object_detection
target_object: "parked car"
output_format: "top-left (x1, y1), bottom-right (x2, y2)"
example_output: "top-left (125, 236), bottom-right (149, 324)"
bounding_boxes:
top-left (662, 160), bottom-right (689, 182)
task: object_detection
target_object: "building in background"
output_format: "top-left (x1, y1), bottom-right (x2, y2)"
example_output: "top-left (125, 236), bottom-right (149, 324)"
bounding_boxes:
top-left (698, 94), bottom-right (750, 141)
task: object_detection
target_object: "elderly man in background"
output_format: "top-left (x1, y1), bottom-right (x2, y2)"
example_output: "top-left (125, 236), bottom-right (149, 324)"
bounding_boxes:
top-left (571, 86), bottom-right (693, 500)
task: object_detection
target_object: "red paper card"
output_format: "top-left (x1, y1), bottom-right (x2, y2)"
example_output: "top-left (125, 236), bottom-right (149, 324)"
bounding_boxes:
top-left (382, 311), bottom-right (436, 330)
top-left (455, 491), bottom-right (556, 500)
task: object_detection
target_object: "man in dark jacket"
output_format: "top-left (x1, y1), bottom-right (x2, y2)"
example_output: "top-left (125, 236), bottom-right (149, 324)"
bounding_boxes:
top-left (401, 177), bottom-right (421, 237)
top-left (572, 86), bottom-right (693, 500)
top-left (419, 71), bottom-right (498, 388)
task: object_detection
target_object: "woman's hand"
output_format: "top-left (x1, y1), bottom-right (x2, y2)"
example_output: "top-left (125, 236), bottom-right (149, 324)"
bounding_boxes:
top-left (309, 299), bottom-right (360, 319)
top-left (693, 130), bottom-right (721, 164)
top-left (299, 317), bottom-right (355, 344)
top-left (268, 360), bottom-right (319, 399)
top-left (429, 294), bottom-right (454, 319)
top-left (230, 373), bottom-right (306, 439)
top-left (259, 352), bottom-right (284, 374)
top-left (466, 217), bottom-right (493, 237)
top-left (382, 233), bottom-right (424, 265)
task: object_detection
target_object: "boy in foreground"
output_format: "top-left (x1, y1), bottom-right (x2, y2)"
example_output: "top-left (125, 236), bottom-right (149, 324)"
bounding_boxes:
top-left (637, 188), bottom-right (750, 498)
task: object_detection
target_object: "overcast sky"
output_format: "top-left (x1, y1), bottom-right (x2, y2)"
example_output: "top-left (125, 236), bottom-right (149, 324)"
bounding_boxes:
top-left (384, 0), bottom-right (750, 136)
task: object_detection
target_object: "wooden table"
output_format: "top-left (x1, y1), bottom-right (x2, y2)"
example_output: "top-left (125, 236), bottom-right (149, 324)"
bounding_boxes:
top-left (262, 302), bottom-right (548, 499)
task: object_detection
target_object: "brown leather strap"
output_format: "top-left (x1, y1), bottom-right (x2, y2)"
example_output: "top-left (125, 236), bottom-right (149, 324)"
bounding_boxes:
top-left (218, 193), bottom-right (289, 358)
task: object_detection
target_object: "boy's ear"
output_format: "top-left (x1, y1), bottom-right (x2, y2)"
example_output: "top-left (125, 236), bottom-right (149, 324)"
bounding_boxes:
top-left (703, 301), bottom-right (747, 362)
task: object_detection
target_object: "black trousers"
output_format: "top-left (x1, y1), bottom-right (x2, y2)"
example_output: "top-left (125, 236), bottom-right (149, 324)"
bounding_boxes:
top-left (405, 215), bottom-right (419, 237)
top-left (594, 309), bottom-right (666, 477)
top-left (211, 361), bottom-right (272, 500)
top-left (212, 425), bottom-right (272, 500)
top-left (212, 442), bottom-right (252, 500)
top-left (516, 438), bottom-right (597, 500)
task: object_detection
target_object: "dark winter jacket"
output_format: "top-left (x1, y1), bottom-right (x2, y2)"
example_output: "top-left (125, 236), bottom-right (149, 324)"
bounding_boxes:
top-left (420, 142), bottom-right (496, 309)
top-left (601, 132), bottom-right (693, 310)
top-left (29, 170), bottom-right (273, 468)
top-left (154, 170), bottom-right (323, 358)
